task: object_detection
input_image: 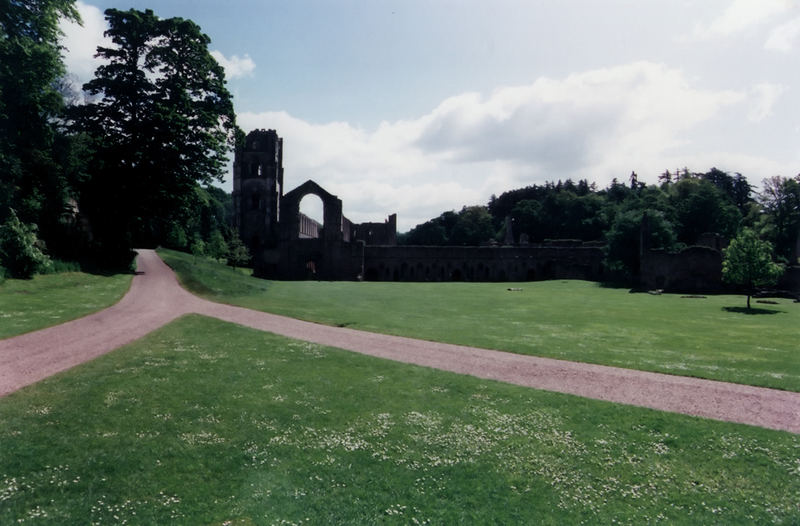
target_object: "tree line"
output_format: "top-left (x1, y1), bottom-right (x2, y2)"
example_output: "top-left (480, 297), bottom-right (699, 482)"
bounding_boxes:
top-left (1, 2), bottom-right (246, 278)
top-left (400, 169), bottom-right (800, 278)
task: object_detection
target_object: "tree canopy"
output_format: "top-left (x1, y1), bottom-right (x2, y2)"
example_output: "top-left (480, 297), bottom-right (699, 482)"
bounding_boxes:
top-left (722, 228), bottom-right (784, 309)
top-left (399, 167), bottom-right (798, 282)
top-left (757, 175), bottom-right (800, 263)
top-left (400, 207), bottom-right (495, 246)
top-left (70, 8), bottom-right (237, 260)
top-left (0, 0), bottom-right (80, 233)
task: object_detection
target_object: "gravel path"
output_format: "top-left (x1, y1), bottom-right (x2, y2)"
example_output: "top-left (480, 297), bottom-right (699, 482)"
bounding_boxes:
top-left (2, 249), bottom-right (798, 433)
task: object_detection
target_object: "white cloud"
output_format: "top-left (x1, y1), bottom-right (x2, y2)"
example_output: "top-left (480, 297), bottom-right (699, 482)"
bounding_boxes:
top-left (748, 83), bottom-right (787, 121)
top-left (238, 62), bottom-right (760, 231)
top-left (59, 1), bottom-right (111, 87)
top-left (764, 15), bottom-right (800, 50)
top-left (683, 0), bottom-right (794, 40)
top-left (210, 51), bottom-right (256, 79)
top-left (416, 62), bottom-right (744, 170)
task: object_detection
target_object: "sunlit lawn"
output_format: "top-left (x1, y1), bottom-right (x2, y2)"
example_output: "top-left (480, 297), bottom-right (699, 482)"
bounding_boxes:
top-left (159, 249), bottom-right (800, 391)
top-left (0, 272), bottom-right (132, 339)
top-left (1, 315), bottom-right (797, 524)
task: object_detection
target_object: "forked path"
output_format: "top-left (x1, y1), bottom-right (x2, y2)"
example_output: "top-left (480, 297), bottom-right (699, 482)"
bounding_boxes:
top-left (1, 250), bottom-right (798, 433)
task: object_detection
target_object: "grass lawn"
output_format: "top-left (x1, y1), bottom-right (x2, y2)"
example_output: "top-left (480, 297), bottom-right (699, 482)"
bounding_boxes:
top-left (159, 249), bottom-right (800, 392)
top-left (1, 315), bottom-right (797, 524)
top-left (0, 272), bottom-right (132, 339)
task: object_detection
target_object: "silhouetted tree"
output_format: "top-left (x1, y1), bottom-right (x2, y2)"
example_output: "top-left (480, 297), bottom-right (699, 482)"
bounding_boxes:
top-left (757, 175), bottom-right (800, 262)
top-left (0, 0), bottom-right (81, 250)
top-left (70, 8), bottom-right (236, 261)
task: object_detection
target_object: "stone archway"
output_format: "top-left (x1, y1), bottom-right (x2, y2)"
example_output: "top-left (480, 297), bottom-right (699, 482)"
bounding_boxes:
top-left (280, 180), bottom-right (344, 243)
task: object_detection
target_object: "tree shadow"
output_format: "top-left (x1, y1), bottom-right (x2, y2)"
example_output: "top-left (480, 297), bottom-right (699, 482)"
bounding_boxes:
top-left (598, 281), bottom-right (634, 290)
top-left (722, 306), bottom-right (783, 315)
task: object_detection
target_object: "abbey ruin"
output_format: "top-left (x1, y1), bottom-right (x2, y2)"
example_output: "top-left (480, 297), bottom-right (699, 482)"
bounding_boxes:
top-left (233, 129), bottom-right (800, 292)
top-left (233, 129), bottom-right (606, 282)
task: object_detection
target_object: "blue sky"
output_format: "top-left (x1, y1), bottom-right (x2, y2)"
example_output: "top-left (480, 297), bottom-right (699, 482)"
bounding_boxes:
top-left (61, 1), bottom-right (800, 230)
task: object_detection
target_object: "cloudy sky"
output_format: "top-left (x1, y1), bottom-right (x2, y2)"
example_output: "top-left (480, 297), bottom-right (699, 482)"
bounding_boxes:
top-left (61, 0), bottom-right (800, 231)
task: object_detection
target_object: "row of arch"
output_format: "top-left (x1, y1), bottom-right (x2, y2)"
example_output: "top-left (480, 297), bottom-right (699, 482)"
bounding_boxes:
top-left (363, 260), bottom-right (564, 282)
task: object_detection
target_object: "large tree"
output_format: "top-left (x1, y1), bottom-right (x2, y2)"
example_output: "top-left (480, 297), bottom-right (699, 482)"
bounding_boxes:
top-left (71, 8), bottom-right (236, 259)
top-left (0, 0), bottom-right (80, 231)
top-left (757, 175), bottom-right (800, 263)
top-left (669, 178), bottom-right (741, 245)
top-left (722, 228), bottom-right (784, 309)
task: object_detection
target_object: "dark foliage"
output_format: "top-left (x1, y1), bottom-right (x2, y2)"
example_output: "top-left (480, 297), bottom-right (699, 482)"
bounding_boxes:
top-left (0, 0), bottom-right (81, 259)
top-left (69, 8), bottom-right (236, 257)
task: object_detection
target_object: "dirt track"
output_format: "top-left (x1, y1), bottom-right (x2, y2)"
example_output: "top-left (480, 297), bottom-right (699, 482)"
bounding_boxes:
top-left (1, 249), bottom-right (798, 433)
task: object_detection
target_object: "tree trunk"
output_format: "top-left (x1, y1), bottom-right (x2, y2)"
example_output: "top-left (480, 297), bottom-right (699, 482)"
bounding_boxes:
top-left (747, 294), bottom-right (751, 309)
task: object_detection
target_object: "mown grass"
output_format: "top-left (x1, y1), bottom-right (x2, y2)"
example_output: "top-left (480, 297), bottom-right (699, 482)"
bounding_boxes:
top-left (1, 315), bottom-right (797, 524)
top-left (159, 249), bottom-right (800, 391)
top-left (0, 271), bottom-right (132, 339)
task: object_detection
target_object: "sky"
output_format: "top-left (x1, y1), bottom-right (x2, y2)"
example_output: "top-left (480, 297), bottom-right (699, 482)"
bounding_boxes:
top-left (60, 0), bottom-right (800, 231)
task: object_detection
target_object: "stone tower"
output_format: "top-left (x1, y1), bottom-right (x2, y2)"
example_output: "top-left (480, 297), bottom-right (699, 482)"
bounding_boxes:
top-left (233, 129), bottom-right (284, 256)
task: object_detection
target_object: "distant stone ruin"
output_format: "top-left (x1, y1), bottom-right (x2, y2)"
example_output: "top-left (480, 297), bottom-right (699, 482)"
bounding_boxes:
top-left (233, 129), bottom-right (605, 281)
top-left (233, 129), bottom-right (799, 293)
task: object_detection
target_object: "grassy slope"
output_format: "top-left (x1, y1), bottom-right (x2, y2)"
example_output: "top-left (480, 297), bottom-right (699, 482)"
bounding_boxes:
top-left (0, 272), bottom-right (132, 339)
top-left (1, 315), bottom-right (797, 524)
top-left (159, 249), bottom-right (800, 391)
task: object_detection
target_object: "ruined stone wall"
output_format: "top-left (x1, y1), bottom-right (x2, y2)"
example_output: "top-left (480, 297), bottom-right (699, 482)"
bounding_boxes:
top-left (640, 246), bottom-right (725, 292)
top-left (362, 244), bottom-right (605, 282)
top-left (352, 214), bottom-right (397, 246)
top-left (778, 266), bottom-right (800, 293)
top-left (264, 238), bottom-right (362, 281)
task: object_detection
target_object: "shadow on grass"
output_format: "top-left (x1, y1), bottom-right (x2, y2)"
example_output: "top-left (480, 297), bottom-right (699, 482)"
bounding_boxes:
top-left (723, 306), bottom-right (783, 315)
top-left (598, 281), bottom-right (634, 290)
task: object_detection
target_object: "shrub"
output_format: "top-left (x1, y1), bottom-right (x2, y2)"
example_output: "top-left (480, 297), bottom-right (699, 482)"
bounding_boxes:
top-left (190, 236), bottom-right (206, 263)
top-left (0, 209), bottom-right (52, 278)
top-left (226, 234), bottom-right (251, 270)
top-left (207, 230), bottom-right (228, 263)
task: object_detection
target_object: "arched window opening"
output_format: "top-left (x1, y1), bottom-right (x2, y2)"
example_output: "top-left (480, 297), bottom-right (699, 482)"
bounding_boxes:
top-left (298, 194), bottom-right (324, 239)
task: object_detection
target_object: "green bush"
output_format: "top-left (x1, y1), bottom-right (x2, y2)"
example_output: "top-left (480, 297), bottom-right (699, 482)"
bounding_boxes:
top-left (226, 234), bottom-right (251, 270)
top-left (0, 209), bottom-right (52, 278)
top-left (207, 230), bottom-right (228, 263)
